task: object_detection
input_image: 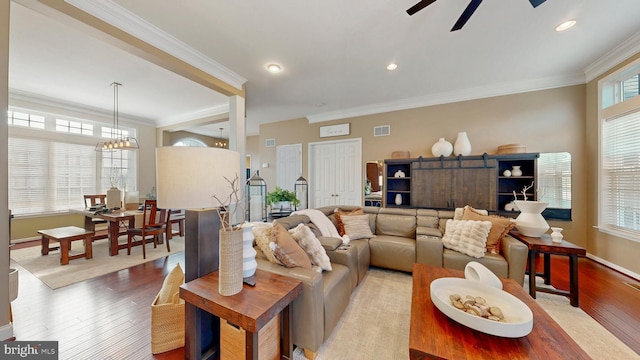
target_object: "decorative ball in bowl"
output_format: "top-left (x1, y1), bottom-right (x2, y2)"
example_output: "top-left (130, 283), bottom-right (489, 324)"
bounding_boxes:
top-left (430, 277), bottom-right (533, 337)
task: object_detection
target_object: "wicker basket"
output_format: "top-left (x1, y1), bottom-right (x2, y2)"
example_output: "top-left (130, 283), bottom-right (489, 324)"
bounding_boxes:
top-left (151, 293), bottom-right (185, 354)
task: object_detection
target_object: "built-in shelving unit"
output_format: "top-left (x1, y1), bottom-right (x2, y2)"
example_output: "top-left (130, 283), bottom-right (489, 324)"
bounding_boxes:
top-left (384, 160), bottom-right (412, 207)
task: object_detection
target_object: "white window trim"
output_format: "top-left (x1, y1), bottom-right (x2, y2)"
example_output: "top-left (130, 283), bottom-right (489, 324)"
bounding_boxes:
top-left (597, 57), bottom-right (640, 242)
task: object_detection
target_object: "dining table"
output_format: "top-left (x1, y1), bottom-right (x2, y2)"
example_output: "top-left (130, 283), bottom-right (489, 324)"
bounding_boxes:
top-left (72, 208), bottom-right (144, 256)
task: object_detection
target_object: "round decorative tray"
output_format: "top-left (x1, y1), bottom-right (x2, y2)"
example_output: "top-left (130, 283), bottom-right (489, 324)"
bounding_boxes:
top-left (430, 277), bottom-right (533, 337)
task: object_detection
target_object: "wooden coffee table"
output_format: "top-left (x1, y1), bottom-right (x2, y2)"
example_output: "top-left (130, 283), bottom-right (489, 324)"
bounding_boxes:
top-left (409, 264), bottom-right (589, 359)
top-left (509, 230), bottom-right (587, 307)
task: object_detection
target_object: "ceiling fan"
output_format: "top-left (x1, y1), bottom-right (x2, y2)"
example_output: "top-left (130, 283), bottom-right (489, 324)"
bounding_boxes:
top-left (406, 0), bottom-right (547, 32)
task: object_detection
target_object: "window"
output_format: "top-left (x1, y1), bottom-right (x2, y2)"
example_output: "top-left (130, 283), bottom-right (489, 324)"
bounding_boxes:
top-left (9, 138), bottom-right (96, 215)
top-left (56, 118), bottom-right (94, 135)
top-left (538, 152), bottom-right (572, 209)
top-left (600, 110), bottom-right (640, 239)
top-left (8, 108), bottom-right (138, 217)
top-left (173, 138), bottom-right (207, 147)
top-left (102, 126), bottom-right (129, 139)
top-left (7, 111), bottom-right (45, 129)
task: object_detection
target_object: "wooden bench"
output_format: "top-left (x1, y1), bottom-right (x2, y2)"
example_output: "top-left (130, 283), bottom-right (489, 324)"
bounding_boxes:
top-left (39, 226), bottom-right (95, 265)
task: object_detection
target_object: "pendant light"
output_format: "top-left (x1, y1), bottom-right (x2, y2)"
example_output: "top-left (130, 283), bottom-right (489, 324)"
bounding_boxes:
top-left (96, 82), bottom-right (139, 151)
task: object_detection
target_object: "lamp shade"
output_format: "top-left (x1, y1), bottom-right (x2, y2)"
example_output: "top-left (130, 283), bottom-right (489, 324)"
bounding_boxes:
top-left (156, 147), bottom-right (240, 209)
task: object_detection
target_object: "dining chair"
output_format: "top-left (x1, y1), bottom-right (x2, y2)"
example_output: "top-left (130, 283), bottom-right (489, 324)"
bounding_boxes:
top-left (83, 194), bottom-right (109, 229)
top-left (165, 209), bottom-right (185, 241)
top-left (126, 199), bottom-right (171, 259)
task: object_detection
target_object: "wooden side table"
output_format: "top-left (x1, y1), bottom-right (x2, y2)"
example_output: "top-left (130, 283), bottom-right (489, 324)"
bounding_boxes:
top-left (509, 230), bottom-right (587, 307)
top-left (180, 269), bottom-right (302, 360)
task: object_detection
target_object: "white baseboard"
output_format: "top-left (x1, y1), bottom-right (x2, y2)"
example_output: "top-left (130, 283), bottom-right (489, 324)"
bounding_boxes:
top-left (0, 322), bottom-right (14, 341)
top-left (587, 253), bottom-right (640, 281)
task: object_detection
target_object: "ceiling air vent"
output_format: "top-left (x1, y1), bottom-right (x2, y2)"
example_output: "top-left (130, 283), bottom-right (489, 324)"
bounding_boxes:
top-left (265, 138), bottom-right (276, 147)
top-left (374, 125), bottom-right (390, 137)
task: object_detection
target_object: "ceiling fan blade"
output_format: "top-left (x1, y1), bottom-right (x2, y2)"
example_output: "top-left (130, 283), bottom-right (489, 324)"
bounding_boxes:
top-left (528, 0), bottom-right (547, 8)
top-left (451, 0), bottom-right (483, 31)
top-left (406, 0), bottom-right (438, 16)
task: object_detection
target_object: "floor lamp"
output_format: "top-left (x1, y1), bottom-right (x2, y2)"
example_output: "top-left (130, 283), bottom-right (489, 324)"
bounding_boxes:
top-left (156, 146), bottom-right (240, 360)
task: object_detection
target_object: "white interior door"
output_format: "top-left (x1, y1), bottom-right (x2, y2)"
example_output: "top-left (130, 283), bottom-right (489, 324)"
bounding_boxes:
top-left (309, 139), bottom-right (362, 208)
top-left (276, 144), bottom-right (302, 191)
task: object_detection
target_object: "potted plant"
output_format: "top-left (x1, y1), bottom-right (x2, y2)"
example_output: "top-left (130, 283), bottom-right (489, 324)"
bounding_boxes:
top-left (266, 187), bottom-right (300, 210)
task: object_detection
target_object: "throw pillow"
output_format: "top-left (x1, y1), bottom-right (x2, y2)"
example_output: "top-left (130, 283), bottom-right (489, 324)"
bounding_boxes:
top-left (341, 214), bottom-right (376, 240)
top-left (252, 223), bottom-right (279, 264)
top-left (454, 205), bottom-right (488, 220)
top-left (288, 224), bottom-right (332, 271)
top-left (334, 207), bottom-right (364, 236)
top-left (461, 206), bottom-right (515, 254)
top-left (442, 219), bottom-right (492, 258)
top-left (271, 222), bottom-right (312, 269)
top-left (157, 264), bottom-right (184, 305)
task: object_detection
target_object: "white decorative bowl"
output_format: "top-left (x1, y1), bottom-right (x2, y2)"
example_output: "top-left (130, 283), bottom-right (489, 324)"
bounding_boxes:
top-left (430, 277), bottom-right (533, 337)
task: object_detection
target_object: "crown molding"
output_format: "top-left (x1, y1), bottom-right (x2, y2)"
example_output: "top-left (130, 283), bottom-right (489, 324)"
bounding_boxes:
top-left (306, 73), bottom-right (586, 123)
top-left (584, 31), bottom-right (640, 83)
top-left (155, 104), bottom-right (230, 128)
top-left (65, 0), bottom-right (247, 90)
top-left (9, 89), bottom-right (151, 126)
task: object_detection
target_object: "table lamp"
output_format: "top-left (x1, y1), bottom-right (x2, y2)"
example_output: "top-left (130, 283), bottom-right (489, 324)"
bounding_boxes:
top-left (156, 146), bottom-right (240, 358)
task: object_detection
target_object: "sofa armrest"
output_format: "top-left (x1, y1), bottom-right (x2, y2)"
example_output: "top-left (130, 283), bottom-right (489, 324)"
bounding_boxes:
top-left (325, 244), bottom-right (358, 289)
top-left (416, 235), bottom-right (444, 267)
top-left (500, 235), bottom-right (528, 286)
top-left (318, 236), bottom-right (342, 251)
top-left (256, 258), bottom-right (324, 351)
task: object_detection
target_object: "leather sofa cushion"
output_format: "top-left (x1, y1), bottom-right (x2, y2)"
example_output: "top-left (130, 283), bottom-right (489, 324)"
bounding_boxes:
top-left (376, 213), bottom-right (416, 238)
top-left (443, 248), bottom-right (508, 278)
top-left (416, 226), bottom-right (442, 237)
top-left (275, 214), bottom-right (310, 230)
top-left (369, 235), bottom-right (415, 273)
top-left (322, 263), bottom-right (352, 340)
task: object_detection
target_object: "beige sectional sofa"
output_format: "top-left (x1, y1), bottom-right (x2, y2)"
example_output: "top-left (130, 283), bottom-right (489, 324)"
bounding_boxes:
top-left (254, 205), bottom-right (528, 358)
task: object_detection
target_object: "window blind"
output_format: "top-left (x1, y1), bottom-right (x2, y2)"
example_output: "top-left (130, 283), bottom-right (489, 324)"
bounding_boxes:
top-left (601, 110), bottom-right (640, 239)
top-left (538, 152), bottom-right (572, 209)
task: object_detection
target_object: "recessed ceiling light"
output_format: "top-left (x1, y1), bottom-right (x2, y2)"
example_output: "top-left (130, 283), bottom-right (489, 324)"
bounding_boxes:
top-left (266, 64), bottom-right (282, 73)
top-left (555, 20), bottom-right (576, 32)
top-left (387, 63), bottom-right (398, 71)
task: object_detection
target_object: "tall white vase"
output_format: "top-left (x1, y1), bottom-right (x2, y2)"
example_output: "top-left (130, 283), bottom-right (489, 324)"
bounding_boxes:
top-left (431, 138), bottom-right (453, 157)
top-left (395, 193), bottom-right (403, 205)
top-left (242, 223), bottom-right (257, 278)
top-left (453, 132), bottom-right (472, 156)
top-left (106, 187), bottom-right (122, 209)
top-left (514, 200), bottom-right (549, 237)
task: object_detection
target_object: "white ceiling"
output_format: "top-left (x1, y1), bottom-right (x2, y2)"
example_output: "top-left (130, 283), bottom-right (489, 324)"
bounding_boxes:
top-left (8, 0), bottom-right (640, 138)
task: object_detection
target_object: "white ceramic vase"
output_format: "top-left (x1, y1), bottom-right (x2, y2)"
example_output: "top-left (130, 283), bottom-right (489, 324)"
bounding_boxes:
top-left (242, 223), bottom-right (257, 278)
top-left (453, 132), bottom-right (472, 156)
top-left (514, 200), bottom-right (549, 237)
top-left (431, 138), bottom-right (453, 157)
top-left (511, 166), bottom-right (523, 177)
top-left (395, 193), bottom-right (403, 205)
top-left (106, 187), bottom-right (122, 209)
top-left (550, 227), bottom-right (564, 243)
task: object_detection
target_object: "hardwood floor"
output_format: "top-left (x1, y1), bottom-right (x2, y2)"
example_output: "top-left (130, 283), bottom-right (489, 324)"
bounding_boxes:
top-left (8, 248), bottom-right (640, 359)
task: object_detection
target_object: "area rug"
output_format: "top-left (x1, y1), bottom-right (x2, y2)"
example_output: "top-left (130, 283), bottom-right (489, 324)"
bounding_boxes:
top-left (293, 269), bottom-right (639, 360)
top-left (10, 236), bottom-right (185, 290)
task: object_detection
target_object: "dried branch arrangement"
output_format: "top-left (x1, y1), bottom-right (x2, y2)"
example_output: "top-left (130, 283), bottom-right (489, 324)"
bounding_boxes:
top-left (512, 181), bottom-right (535, 201)
top-left (212, 173), bottom-right (246, 231)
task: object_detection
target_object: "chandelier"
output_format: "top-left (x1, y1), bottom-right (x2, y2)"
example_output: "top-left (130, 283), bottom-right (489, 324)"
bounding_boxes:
top-left (96, 82), bottom-right (139, 151)
top-left (214, 127), bottom-right (227, 148)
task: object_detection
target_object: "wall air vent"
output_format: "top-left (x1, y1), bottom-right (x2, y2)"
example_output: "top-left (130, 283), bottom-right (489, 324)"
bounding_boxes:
top-left (265, 138), bottom-right (276, 147)
top-left (374, 125), bottom-right (390, 137)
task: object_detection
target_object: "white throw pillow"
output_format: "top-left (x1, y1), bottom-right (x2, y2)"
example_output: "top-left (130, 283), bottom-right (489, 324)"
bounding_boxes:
top-left (442, 219), bottom-right (492, 258)
top-left (341, 214), bottom-right (376, 240)
top-left (288, 224), bottom-right (332, 271)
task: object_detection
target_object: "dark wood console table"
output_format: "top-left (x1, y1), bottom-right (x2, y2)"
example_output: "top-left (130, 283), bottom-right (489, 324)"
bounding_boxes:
top-left (409, 264), bottom-right (589, 359)
top-left (181, 269), bottom-right (302, 360)
top-left (509, 230), bottom-right (586, 307)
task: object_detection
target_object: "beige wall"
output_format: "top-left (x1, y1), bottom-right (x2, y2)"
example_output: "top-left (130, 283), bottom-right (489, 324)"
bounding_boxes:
top-left (259, 85), bottom-right (587, 246)
top-left (586, 51), bottom-right (640, 276)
